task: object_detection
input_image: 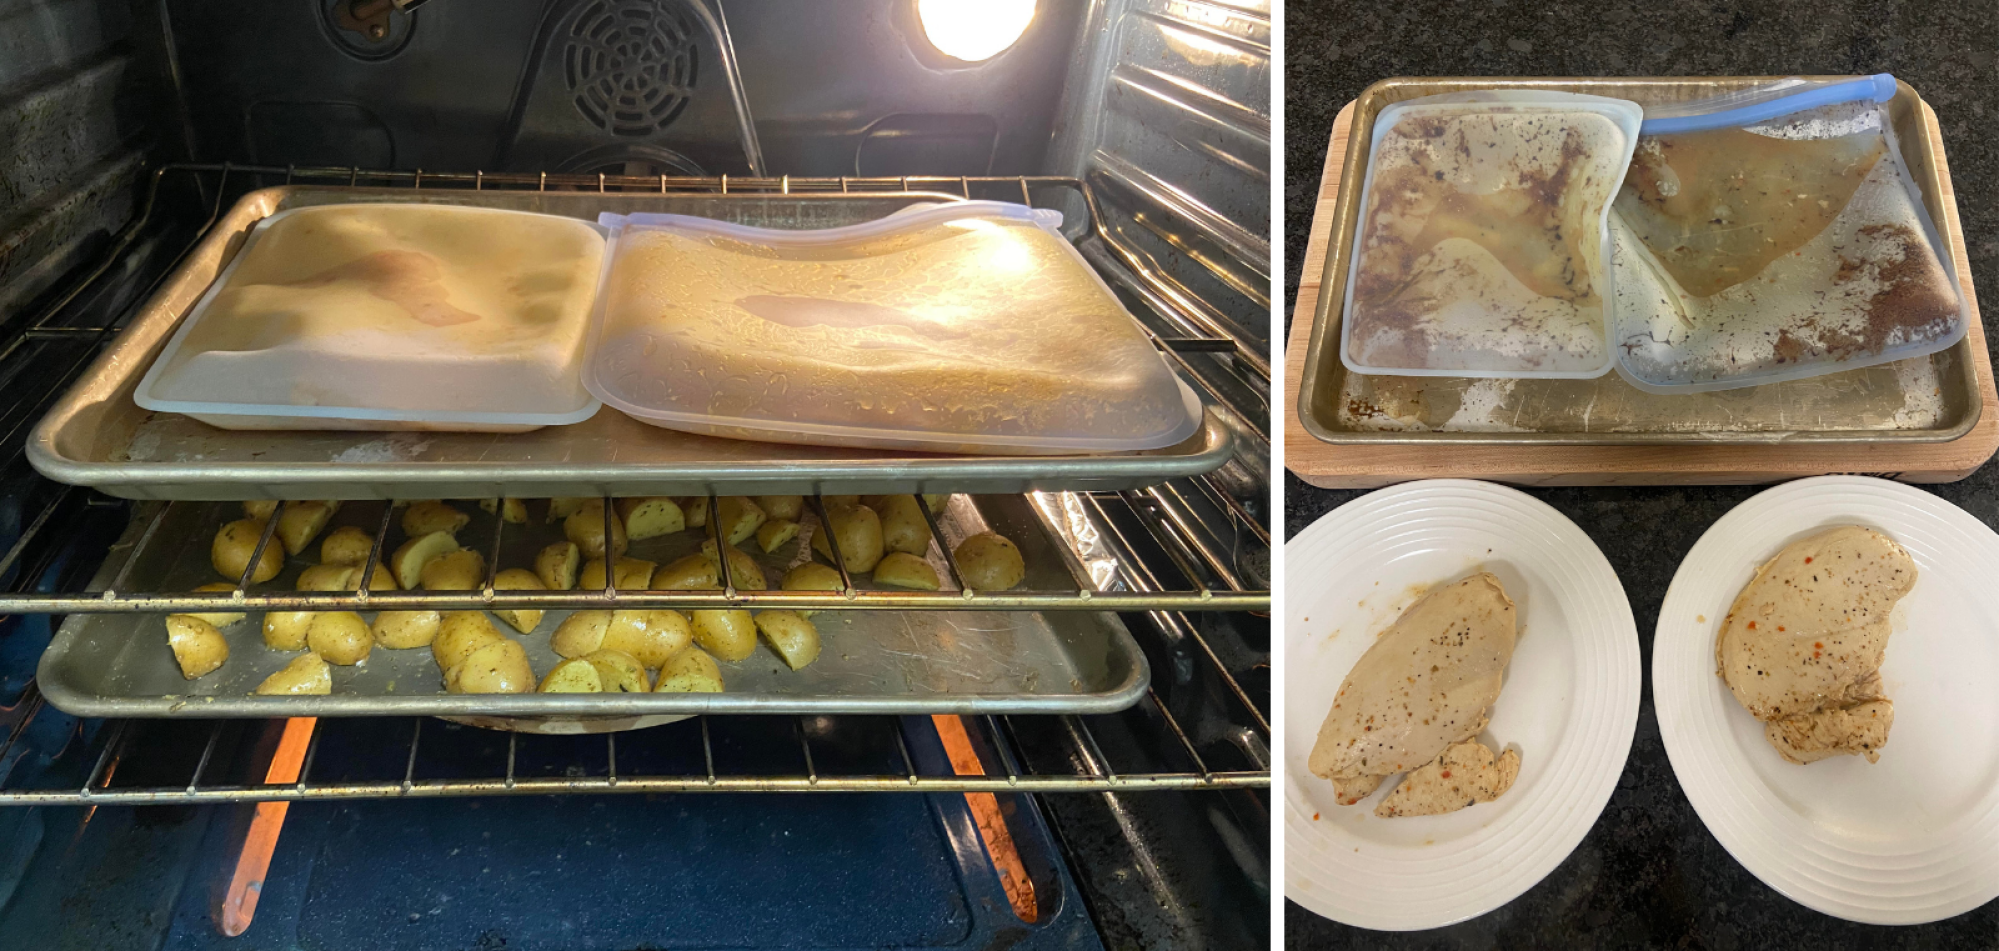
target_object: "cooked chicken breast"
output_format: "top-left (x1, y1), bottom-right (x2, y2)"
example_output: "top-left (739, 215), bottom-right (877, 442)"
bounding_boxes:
top-left (1375, 739), bottom-right (1522, 818)
top-left (1310, 572), bottom-right (1519, 808)
top-left (1716, 525), bottom-right (1914, 764)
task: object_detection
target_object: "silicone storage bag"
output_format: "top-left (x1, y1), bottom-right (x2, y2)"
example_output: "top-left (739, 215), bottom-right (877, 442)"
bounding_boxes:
top-left (1609, 74), bottom-right (1966, 393)
top-left (584, 202), bottom-right (1202, 455)
top-left (135, 203), bottom-right (606, 432)
top-left (1340, 90), bottom-right (1643, 379)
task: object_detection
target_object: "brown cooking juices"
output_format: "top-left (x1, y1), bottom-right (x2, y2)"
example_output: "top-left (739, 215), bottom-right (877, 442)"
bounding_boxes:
top-left (1341, 92), bottom-right (1641, 378)
top-left (1609, 92), bottom-right (1964, 392)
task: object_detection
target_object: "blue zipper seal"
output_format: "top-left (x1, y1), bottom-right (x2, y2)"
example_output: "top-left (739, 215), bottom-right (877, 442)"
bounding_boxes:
top-left (1639, 73), bottom-right (1896, 135)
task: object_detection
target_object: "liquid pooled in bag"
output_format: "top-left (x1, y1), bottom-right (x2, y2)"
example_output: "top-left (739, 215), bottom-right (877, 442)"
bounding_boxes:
top-left (1611, 101), bottom-right (1962, 388)
top-left (1346, 109), bottom-right (1628, 375)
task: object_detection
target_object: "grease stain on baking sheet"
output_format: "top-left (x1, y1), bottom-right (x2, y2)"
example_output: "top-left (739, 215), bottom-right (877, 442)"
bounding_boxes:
top-left (329, 433), bottom-right (435, 463)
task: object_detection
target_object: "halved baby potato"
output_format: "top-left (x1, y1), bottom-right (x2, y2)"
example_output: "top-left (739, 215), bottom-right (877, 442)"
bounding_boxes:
top-left (691, 609), bottom-right (757, 662)
top-left (756, 495), bottom-right (804, 521)
top-left (546, 498), bottom-right (592, 523)
top-left (873, 551), bottom-right (941, 590)
top-left (714, 497), bottom-right (767, 547)
top-left (811, 503), bottom-right (884, 573)
top-left (602, 609), bottom-right (693, 668)
top-left (420, 549), bottom-right (487, 591)
top-left (256, 653), bottom-right (331, 695)
top-left (401, 500), bottom-right (469, 537)
top-left (698, 541), bottom-right (768, 591)
top-left (653, 553), bottom-right (720, 591)
top-left (874, 495), bottom-right (934, 556)
top-left (212, 518), bottom-right (284, 584)
top-left (535, 541), bottom-right (581, 591)
top-left (755, 519), bottom-right (800, 554)
top-left (263, 611), bottom-right (318, 651)
top-left (781, 562), bottom-right (845, 617)
top-left (564, 500), bottom-right (628, 559)
top-left (166, 615), bottom-right (229, 679)
top-left (391, 531), bottom-right (461, 590)
top-left (550, 610), bottom-right (611, 659)
top-left (754, 611), bottom-right (820, 671)
top-left (433, 611), bottom-right (505, 670)
top-left (491, 568), bottom-right (548, 633)
top-left (185, 582), bottom-right (245, 628)
top-left (307, 611), bottom-right (373, 666)
top-left (320, 525), bottom-right (377, 567)
top-left (538, 657), bottom-right (604, 694)
top-left (954, 532), bottom-right (1025, 591)
top-left (653, 646), bottom-right (724, 693)
top-left (275, 501), bottom-right (337, 556)
top-left (616, 497), bottom-right (685, 540)
top-left (678, 496), bottom-right (709, 528)
top-left (585, 649), bottom-right (650, 692)
top-left (372, 610), bottom-right (441, 649)
top-left (446, 638), bottom-right (533, 694)
top-left (479, 498), bottom-right (528, 524)
top-left (579, 556), bottom-right (655, 592)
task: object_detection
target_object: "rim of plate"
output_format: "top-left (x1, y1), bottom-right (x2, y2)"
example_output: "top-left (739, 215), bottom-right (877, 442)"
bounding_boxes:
top-left (1654, 475), bottom-right (1999, 925)
top-left (1284, 479), bottom-right (1641, 931)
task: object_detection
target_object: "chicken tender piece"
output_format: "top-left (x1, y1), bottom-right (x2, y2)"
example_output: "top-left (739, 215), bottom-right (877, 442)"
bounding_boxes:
top-left (1309, 572), bottom-right (1518, 807)
top-left (1717, 526), bottom-right (1914, 764)
top-left (1374, 739), bottom-right (1521, 818)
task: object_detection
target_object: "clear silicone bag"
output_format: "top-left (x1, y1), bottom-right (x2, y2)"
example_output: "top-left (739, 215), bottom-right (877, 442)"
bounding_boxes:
top-left (1609, 74), bottom-right (1965, 393)
top-left (136, 203), bottom-right (606, 432)
top-left (584, 202), bottom-right (1202, 455)
top-left (1341, 90), bottom-right (1643, 379)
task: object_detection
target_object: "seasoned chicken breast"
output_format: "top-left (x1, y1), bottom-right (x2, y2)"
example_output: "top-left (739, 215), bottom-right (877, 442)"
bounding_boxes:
top-left (1717, 525), bottom-right (1914, 764)
top-left (1375, 738), bottom-right (1521, 819)
top-left (1310, 572), bottom-right (1519, 808)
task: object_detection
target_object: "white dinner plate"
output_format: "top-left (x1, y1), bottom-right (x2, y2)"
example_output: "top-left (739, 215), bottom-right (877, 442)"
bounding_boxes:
top-left (1284, 480), bottom-right (1641, 931)
top-left (1655, 476), bottom-right (1999, 925)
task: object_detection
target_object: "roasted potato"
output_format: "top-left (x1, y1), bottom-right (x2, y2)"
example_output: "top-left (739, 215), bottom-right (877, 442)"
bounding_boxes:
top-left (954, 532), bottom-right (1025, 590)
top-left (420, 549), bottom-right (487, 591)
top-left (579, 556), bottom-right (655, 592)
top-left (781, 562), bottom-right (845, 617)
top-left (320, 525), bottom-right (377, 567)
top-left (242, 500), bottom-right (281, 521)
top-left (755, 611), bottom-right (820, 670)
top-left (756, 495), bottom-right (804, 521)
top-left (433, 611), bottom-right (505, 670)
top-left (275, 501), bottom-right (337, 556)
top-left (550, 610), bottom-right (610, 658)
top-left (653, 646), bottom-right (724, 693)
top-left (677, 496), bottom-right (709, 528)
top-left (212, 518), bottom-right (284, 584)
top-left (256, 653), bottom-right (332, 695)
top-left (698, 541), bottom-right (768, 591)
top-left (874, 495), bottom-right (934, 556)
top-left (372, 610), bottom-right (441, 649)
top-left (873, 551), bottom-right (941, 590)
top-left (714, 497), bottom-right (767, 547)
top-left (491, 568), bottom-right (547, 633)
top-left (755, 519), bottom-right (800, 554)
top-left (185, 582), bottom-right (245, 628)
top-left (263, 611), bottom-right (318, 651)
top-left (535, 540), bottom-right (581, 591)
top-left (652, 553), bottom-right (719, 591)
top-left (924, 494), bottom-right (951, 515)
top-left (401, 500), bottom-right (469, 537)
top-left (824, 495), bottom-right (860, 509)
top-left (810, 503), bottom-right (884, 572)
top-left (538, 657), bottom-right (603, 693)
top-left (584, 649), bottom-right (650, 692)
top-left (295, 564), bottom-right (356, 592)
top-left (307, 612), bottom-right (373, 666)
top-left (616, 497), bottom-right (685, 540)
top-left (602, 609), bottom-right (693, 668)
top-left (166, 615), bottom-right (229, 679)
top-left (564, 500), bottom-right (629, 559)
top-left (546, 497), bottom-right (592, 522)
top-left (390, 531), bottom-right (460, 590)
top-left (446, 638), bottom-right (533, 694)
top-left (691, 609), bottom-right (757, 662)
top-left (479, 498), bottom-right (528, 524)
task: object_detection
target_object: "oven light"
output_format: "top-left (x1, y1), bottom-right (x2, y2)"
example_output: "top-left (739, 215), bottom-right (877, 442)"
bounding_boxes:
top-left (916, 0), bottom-right (1036, 63)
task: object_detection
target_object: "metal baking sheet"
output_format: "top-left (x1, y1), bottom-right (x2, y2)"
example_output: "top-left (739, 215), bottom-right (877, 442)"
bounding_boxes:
top-left (29, 186), bottom-right (1233, 500)
top-left (36, 494), bottom-right (1150, 720)
top-left (1296, 77), bottom-right (1982, 446)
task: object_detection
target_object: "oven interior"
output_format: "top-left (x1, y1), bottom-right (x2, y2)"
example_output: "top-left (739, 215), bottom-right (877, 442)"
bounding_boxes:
top-left (0, 1), bottom-right (1271, 948)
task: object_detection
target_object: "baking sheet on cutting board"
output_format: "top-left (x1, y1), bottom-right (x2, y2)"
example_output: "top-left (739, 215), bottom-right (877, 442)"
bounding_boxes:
top-left (36, 494), bottom-right (1149, 726)
top-left (28, 186), bottom-right (1233, 500)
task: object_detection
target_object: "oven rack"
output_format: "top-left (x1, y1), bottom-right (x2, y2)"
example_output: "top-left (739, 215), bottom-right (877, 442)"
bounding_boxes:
top-left (0, 162), bottom-right (1270, 802)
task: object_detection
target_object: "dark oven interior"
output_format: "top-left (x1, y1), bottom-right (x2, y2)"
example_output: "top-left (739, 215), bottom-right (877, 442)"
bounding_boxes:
top-left (0, 1), bottom-right (1271, 949)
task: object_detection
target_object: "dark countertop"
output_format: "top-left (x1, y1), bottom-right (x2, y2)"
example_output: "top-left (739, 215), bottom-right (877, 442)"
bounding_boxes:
top-left (1283, 1), bottom-right (1999, 947)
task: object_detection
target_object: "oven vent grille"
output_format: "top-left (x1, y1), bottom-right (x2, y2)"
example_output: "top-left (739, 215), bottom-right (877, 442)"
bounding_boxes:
top-left (563, 0), bottom-right (700, 137)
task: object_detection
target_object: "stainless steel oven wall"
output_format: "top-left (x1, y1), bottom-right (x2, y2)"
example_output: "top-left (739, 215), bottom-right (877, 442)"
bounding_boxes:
top-left (157, 0), bottom-right (1086, 178)
top-left (0, 0), bottom-right (153, 331)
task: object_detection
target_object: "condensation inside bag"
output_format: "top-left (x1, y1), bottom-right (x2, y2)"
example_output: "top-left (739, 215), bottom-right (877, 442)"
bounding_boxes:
top-left (586, 205), bottom-right (1200, 454)
top-left (1611, 99), bottom-right (1963, 392)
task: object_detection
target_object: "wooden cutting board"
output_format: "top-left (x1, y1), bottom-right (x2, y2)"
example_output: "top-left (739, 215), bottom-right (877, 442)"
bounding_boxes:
top-left (1284, 100), bottom-right (1998, 488)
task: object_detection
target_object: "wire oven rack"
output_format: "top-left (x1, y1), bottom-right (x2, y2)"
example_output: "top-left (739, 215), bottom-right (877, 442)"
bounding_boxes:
top-left (0, 164), bottom-right (1269, 802)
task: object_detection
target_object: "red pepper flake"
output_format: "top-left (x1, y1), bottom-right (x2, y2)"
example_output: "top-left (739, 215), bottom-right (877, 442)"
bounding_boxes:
top-left (1440, 771), bottom-right (1452, 779)
top-left (1313, 812), bottom-right (1321, 821)
top-left (1814, 642), bottom-right (1823, 649)
top-left (1805, 557), bottom-right (1813, 564)
top-left (1747, 621), bottom-right (1757, 630)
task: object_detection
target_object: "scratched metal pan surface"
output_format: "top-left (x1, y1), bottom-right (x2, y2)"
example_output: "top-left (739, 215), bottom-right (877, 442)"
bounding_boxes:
top-left (36, 494), bottom-right (1149, 726)
top-left (1296, 77), bottom-right (1982, 446)
top-left (28, 185), bottom-right (1233, 500)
